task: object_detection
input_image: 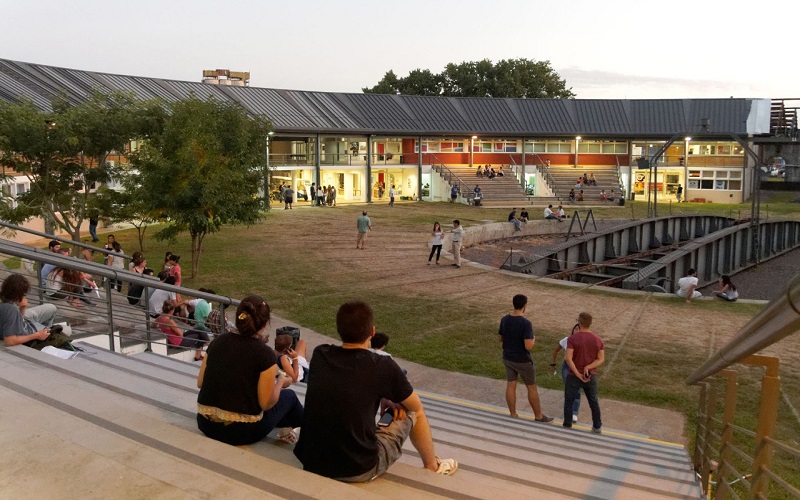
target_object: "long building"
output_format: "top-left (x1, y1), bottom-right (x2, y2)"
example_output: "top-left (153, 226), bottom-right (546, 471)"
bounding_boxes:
top-left (0, 58), bottom-right (793, 206)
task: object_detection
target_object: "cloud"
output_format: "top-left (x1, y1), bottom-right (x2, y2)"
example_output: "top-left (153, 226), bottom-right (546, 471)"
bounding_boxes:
top-left (558, 68), bottom-right (768, 100)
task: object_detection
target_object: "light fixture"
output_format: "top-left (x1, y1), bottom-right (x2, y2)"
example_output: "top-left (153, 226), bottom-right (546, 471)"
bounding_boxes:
top-left (684, 136), bottom-right (692, 141)
top-left (576, 136), bottom-right (582, 140)
top-left (471, 135), bottom-right (478, 140)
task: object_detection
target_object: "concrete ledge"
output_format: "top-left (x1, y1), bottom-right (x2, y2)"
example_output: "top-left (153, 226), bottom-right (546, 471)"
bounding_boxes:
top-left (443, 220), bottom-right (567, 249)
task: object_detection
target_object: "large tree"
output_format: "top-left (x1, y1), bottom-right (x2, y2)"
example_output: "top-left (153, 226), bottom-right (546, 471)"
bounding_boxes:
top-left (134, 96), bottom-right (271, 278)
top-left (363, 58), bottom-right (575, 99)
top-left (0, 91), bottom-right (148, 240)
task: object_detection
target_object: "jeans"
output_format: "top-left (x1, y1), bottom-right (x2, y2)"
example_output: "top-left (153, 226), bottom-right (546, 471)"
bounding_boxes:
top-left (564, 373), bottom-right (601, 430)
top-left (511, 219), bottom-right (521, 231)
top-left (179, 329), bottom-right (210, 349)
top-left (561, 362), bottom-right (581, 416)
top-left (89, 220), bottom-right (99, 242)
top-left (197, 389), bottom-right (304, 446)
top-left (428, 244), bottom-right (442, 262)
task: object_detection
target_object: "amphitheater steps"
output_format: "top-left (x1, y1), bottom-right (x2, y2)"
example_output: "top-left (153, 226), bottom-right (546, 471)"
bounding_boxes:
top-left (0, 344), bottom-right (703, 499)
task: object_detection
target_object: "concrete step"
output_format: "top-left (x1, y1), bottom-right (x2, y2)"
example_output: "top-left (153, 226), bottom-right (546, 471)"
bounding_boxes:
top-left (0, 344), bottom-right (703, 499)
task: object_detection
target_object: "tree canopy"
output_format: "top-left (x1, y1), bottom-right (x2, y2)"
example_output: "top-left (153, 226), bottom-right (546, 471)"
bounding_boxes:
top-left (0, 91), bottom-right (151, 241)
top-left (133, 96), bottom-right (271, 278)
top-left (363, 58), bottom-right (575, 99)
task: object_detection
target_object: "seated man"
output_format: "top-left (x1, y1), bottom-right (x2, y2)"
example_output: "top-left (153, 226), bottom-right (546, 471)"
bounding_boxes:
top-left (519, 209), bottom-right (529, 223)
top-left (544, 204), bottom-right (562, 222)
top-left (508, 208), bottom-right (522, 231)
top-left (294, 301), bottom-right (457, 481)
top-left (148, 273), bottom-right (186, 318)
top-left (676, 268), bottom-right (702, 303)
top-left (577, 190), bottom-right (584, 202)
top-left (556, 205), bottom-right (566, 219)
top-left (0, 274), bottom-right (68, 348)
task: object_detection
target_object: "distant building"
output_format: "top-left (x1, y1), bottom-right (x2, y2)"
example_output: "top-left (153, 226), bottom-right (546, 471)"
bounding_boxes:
top-left (201, 69), bottom-right (250, 87)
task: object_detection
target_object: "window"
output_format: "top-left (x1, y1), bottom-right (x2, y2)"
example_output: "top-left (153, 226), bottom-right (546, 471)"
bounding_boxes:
top-left (689, 142), bottom-right (743, 156)
top-left (578, 141), bottom-right (627, 154)
top-left (687, 169), bottom-right (743, 190)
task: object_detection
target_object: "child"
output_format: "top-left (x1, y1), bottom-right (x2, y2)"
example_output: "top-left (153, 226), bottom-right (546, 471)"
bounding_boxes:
top-left (275, 334), bottom-right (310, 383)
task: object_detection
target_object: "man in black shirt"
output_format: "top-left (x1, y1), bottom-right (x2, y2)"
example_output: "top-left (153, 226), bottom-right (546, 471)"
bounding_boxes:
top-left (498, 294), bottom-right (554, 422)
top-left (294, 301), bottom-right (457, 481)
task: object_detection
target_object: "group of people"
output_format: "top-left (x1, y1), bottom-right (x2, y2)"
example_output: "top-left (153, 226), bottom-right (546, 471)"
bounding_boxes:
top-left (544, 204), bottom-right (565, 222)
top-left (598, 190), bottom-right (618, 202)
top-left (676, 269), bottom-right (739, 303)
top-left (307, 183), bottom-right (338, 207)
top-left (568, 189), bottom-right (584, 203)
top-left (476, 164), bottom-right (504, 179)
top-left (575, 172), bottom-right (598, 188)
top-left (196, 297), bottom-right (458, 481)
top-left (498, 295), bottom-right (604, 433)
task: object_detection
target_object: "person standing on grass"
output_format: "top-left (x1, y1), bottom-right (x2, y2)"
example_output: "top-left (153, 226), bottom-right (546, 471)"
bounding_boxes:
top-left (450, 184), bottom-right (458, 203)
top-left (356, 211), bottom-right (371, 250)
top-left (428, 222), bottom-right (444, 265)
top-left (284, 185), bottom-right (294, 210)
top-left (676, 184), bottom-right (683, 203)
top-left (563, 312), bottom-right (604, 434)
top-left (450, 219), bottom-right (463, 268)
top-left (498, 294), bottom-right (554, 423)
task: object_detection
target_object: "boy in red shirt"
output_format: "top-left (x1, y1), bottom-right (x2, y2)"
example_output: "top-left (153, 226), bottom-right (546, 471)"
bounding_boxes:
top-left (564, 312), bottom-right (605, 433)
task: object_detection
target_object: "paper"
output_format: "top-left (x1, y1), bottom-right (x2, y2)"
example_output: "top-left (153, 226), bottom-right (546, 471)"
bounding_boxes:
top-left (41, 345), bottom-right (78, 360)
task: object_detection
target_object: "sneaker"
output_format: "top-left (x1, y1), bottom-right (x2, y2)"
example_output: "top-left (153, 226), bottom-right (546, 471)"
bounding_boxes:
top-left (277, 428), bottom-right (298, 444)
top-left (573, 414), bottom-right (578, 423)
top-left (434, 457), bottom-right (458, 476)
top-left (591, 427), bottom-right (602, 435)
top-left (535, 415), bottom-right (554, 423)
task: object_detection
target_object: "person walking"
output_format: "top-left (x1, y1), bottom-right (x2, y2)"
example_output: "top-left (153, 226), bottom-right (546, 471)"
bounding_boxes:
top-left (450, 184), bottom-right (458, 203)
top-left (450, 219), bottom-right (463, 268)
top-left (498, 294), bottom-right (553, 422)
top-left (676, 184), bottom-right (683, 203)
top-left (356, 211), bottom-right (371, 250)
top-left (389, 185), bottom-right (396, 207)
top-left (563, 312), bottom-right (604, 433)
top-left (428, 222), bottom-right (444, 265)
top-left (284, 185), bottom-right (294, 210)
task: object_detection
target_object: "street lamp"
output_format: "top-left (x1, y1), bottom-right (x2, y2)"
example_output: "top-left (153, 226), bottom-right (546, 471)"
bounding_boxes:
top-left (264, 131), bottom-right (274, 209)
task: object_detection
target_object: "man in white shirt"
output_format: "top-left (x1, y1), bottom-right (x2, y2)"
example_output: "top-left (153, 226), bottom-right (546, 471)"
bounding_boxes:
top-left (544, 205), bottom-right (562, 222)
top-left (676, 268), bottom-right (701, 303)
top-left (451, 220), bottom-right (464, 268)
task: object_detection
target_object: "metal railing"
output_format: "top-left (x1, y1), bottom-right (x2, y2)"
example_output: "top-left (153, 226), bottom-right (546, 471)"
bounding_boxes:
top-left (429, 155), bottom-right (474, 204)
top-left (0, 223), bottom-right (239, 356)
top-left (687, 273), bottom-right (800, 498)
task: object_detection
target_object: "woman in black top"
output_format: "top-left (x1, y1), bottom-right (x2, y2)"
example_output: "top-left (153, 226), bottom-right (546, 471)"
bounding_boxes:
top-left (196, 295), bottom-right (303, 445)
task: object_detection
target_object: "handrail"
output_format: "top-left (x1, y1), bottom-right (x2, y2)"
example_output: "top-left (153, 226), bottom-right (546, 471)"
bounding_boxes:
top-left (429, 155), bottom-right (474, 203)
top-left (0, 220), bottom-right (132, 259)
top-left (686, 273), bottom-right (800, 384)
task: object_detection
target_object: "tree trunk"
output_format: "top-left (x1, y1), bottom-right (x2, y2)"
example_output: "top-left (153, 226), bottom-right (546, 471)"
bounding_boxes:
top-left (190, 231), bottom-right (206, 279)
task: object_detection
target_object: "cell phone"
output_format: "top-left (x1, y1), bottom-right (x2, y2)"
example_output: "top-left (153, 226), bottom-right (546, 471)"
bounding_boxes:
top-left (378, 410), bottom-right (394, 427)
top-left (49, 324), bottom-right (63, 335)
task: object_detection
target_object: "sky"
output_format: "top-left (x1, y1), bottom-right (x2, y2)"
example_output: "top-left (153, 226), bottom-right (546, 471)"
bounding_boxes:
top-left (2, 0), bottom-right (798, 100)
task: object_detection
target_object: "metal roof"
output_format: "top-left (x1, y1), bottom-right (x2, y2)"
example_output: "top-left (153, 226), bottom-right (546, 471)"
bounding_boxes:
top-left (0, 58), bottom-right (771, 138)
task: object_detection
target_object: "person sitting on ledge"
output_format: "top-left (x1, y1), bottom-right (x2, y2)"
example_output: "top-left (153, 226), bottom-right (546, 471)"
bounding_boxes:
top-left (676, 268), bottom-right (702, 303)
top-left (508, 208), bottom-right (522, 231)
top-left (544, 204), bottom-right (562, 222)
top-left (577, 190), bottom-right (584, 202)
top-left (556, 205), bottom-right (566, 219)
top-left (599, 190), bottom-right (607, 201)
top-left (276, 334), bottom-right (310, 384)
top-left (568, 189), bottom-right (576, 203)
top-left (294, 300), bottom-right (458, 481)
top-left (0, 274), bottom-right (71, 349)
top-left (519, 209), bottom-right (529, 223)
top-left (714, 275), bottom-right (739, 302)
top-left (588, 173), bottom-right (597, 186)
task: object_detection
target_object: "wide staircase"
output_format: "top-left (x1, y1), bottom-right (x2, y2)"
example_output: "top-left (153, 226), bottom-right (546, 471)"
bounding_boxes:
top-left (0, 343), bottom-right (703, 498)
top-left (546, 165), bottom-right (624, 202)
top-left (442, 165), bottom-right (532, 206)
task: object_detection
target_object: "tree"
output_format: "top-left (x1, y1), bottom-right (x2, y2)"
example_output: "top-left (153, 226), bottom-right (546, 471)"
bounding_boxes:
top-left (134, 96), bottom-right (271, 278)
top-left (0, 91), bottom-right (148, 241)
top-left (363, 58), bottom-right (575, 99)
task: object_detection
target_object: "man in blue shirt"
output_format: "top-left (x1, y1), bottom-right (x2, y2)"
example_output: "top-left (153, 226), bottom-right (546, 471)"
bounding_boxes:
top-left (498, 294), bottom-right (553, 422)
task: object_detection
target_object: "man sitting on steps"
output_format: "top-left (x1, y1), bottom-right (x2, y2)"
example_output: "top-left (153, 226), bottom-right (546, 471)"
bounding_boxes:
top-left (294, 300), bottom-right (457, 481)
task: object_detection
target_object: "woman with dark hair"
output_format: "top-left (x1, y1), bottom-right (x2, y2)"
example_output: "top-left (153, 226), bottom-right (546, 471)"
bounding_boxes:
top-left (714, 275), bottom-right (739, 302)
top-left (167, 254), bottom-right (182, 287)
top-left (196, 295), bottom-right (303, 445)
top-left (107, 241), bottom-right (125, 292)
top-left (427, 222), bottom-right (444, 265)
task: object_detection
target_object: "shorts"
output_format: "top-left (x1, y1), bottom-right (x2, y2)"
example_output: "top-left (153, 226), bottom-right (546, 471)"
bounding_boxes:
top-left (335, 412), bottom-right (416, 482)
top-left (503, 358), bottom-right (537, 385)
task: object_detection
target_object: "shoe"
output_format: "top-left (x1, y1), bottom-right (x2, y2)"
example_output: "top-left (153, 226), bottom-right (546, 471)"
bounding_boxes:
top-left (535, 415), bottom-right (554, 423)
top-left (435, 261), bottom-right (439, 265)
top-left (427, 262), bottom-right (431, 265)
top-left (434, 457), bottom-right (458, 476)
top-left (563, 423), bottom-right (572, 429)
top-left (573, 414), bottom-right (578, 423)
top-left (277, 428), bottom-right (298, 444)
top-left (591, 427), bottom-right (602, 434)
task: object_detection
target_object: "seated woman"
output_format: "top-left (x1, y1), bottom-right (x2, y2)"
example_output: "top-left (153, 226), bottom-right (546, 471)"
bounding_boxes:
top-left (275, 334), bottom-right (310, 384)
top-left (196, 295), bottom-right (303, 446)
top-left (155, 302), bottom-right (210, 361)
top-left (476, 165), bottom-right (483, 177)
top-left (568, 189), bottom-right (576, 202)
top-left (588, 173), bottom-right (597, 186)
top-left (497, 166), bottom-right (505, 177)
top-left (577, 190), bottom-right (584, 202)
top-left (714, 275), bottom-right (739, 301)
